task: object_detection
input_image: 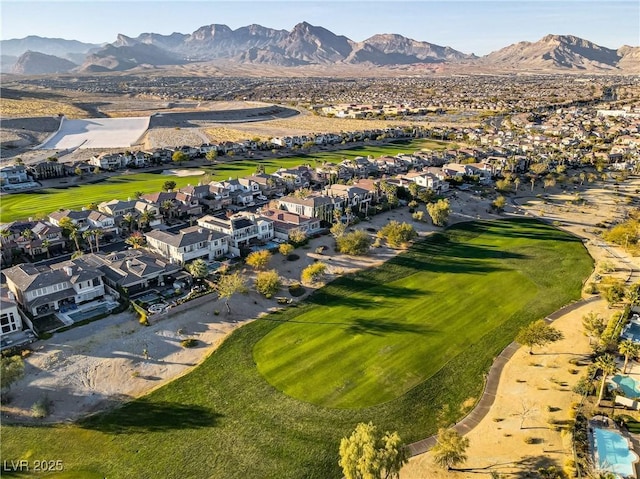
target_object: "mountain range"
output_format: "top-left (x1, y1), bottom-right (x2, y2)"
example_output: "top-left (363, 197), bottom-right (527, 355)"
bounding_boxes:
top-left (2, 22), bottom-right (638, 75)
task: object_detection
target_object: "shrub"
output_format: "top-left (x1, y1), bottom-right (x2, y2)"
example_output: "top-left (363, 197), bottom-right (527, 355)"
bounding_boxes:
top-left (301, 262), bottom-right (327, 285)
top-left (246, 250), bottom-right (272, 270)
top-left (377, 221), bottom-right (417, 248)
top-left (255, 270), bottom-right (281, 297)
top-left (279, 243), bottom-right (294, 257)
top-left (31, 395), bottom-right (51, 418)
top-left (180, 338), bottom-right (199, 348)
top-left (412, 211), bottom-right (425, 222)
top-left (336, 230), bottom-right (372, 255)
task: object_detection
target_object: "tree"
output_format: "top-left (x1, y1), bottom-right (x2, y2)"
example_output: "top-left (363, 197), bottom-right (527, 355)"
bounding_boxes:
top-left (426, 199), bottom-right (451, 227)
top-left (172, 151), bottom-right (188, 165)
top-left (492, 195), bottom-right (506, 212)
top-left (582, 312), bottom-right (606, 345)
top-left (596, 353), bottom-right (618, 405)
top-left (205, 150), bottom-right (218, 162)
top-left (217, 271), bottom-right (247, 313)
top-left (255, 270), bottom-right (281, 297)
top-left (68, 225), bottom-right (81, 252)
top-left (330, 221), bottom-right (347, 239)
top-left (336, 230), bottom-right (372, 255)
top-left (431, 428), bottom-right (470, 471)
top-left (279, 243), bottom-right (294, 257)
top-left (138, 209), bottom-right (156, 230)
top-left (41, 238), bottom-right (51, 258)
top-left (338, 422), bottom-right (408, 479)
top-left (495, 179), bottom-right (512, 193)
top-left (246, 250), bottom-right (272, 270)
top-left (21, 228), bottom-right (34, 255)
top-left (301, 262), bottom-right (327, 285)
top-left (93, 229), bottom-right (104, 252)
top-left (289, 229), bottom-right (307, 246)
top-left (82, 230), bottom-right (95, 253)
top-left (516, 320), bottom-right (564, 354)
top-left (601, 279), bottom-right (627, 307)
top-left (628, 282), bottom-right (640, 306)
top-left (125, 231), bottom-right (146, 249)
top-left (121, 213), bottom-right (136, 234)
top-left (188, 258), bottom-right (209, 280)
top-left (377, 221), bottom-right (417, 248)
top-left (619, 340), bottom-right (640, 374)
top-left (514, 177), bottom-right (521, 192)
top-left (1, 355), bottom-right (24, 391)
top-left (163, 180), bottom-right (177, 192)
top-left (160, 200), bottom-right (176, 220)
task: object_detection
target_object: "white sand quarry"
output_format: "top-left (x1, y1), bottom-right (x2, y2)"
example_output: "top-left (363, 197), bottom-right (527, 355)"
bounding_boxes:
top-left (37, 116), bottom-right (150, 149)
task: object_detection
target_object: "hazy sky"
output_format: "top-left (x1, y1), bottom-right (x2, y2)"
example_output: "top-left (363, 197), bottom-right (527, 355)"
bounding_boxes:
top-left (1, 0), bottom-right (638, 55)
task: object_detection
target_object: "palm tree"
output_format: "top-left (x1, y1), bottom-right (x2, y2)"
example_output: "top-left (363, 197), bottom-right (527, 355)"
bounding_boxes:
top-left (161, 200), bottom-right (176, 220)
top-left (41, 239), bottom-right (51, 258)
top-left (93, 229), bottom-right (104, 252)
top-left (125, 231), bottom-right (146, 249)
top-left (1, 228), bottom-right (11, 244)
top-left (121, 213), bottom-right (136, 234)
top-left (596, 354), bottom-right (619, 405)
top-left (82, 230), bottom-right (95, 253)
top-left (514, 176), bottom-right (521, 192)
top-left (68, 225), bottom-right (81, 252)
top-left (138, 209), bottom-right (155, 230)
top-left (22, 228), bottom-right (35, 256)
top-left (619, 340), bottom-right (640, 374)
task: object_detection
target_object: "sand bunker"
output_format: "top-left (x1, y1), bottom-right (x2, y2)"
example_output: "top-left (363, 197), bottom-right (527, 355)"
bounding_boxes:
top-left (37, 116), bottom-right (150, 150)
top-left (161, 169), bottom-right (205, 177)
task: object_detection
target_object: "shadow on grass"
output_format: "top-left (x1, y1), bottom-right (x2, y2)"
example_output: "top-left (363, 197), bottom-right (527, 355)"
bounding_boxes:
top-left (78, 399), bottom-right (223, 434)
top-left (345, 318), bottom-right (434, 336)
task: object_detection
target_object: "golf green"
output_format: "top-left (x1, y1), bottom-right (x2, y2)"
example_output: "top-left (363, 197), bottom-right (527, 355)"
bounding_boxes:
top-left (254, 219), bottom-right (588, 408)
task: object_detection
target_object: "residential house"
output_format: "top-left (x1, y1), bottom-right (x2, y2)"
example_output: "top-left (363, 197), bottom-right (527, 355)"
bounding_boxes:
top-left (89, 153), bottom-right (125, 170)
top-left (27, 160), bottom-right (72, 180)
top-left (259, 209), bottom-right (322, 241)
top-left (198, 184), bottom-right (232, 212)
top-left (277, 193), bottom-right (343, 223)
top-left (245, 174), bottom-right (286, 198)
top-left (0, 164), bottom-right (29, 184)
top-left (81, 250), bottom-right (183, 296)
top-left (145, 225), bottom-right (229, 265)
top-left (210, 179), bottom-right (256, 207)
top-left (197, 213), bottom-right (273, 256)
top-left (323, 184), bottom-right (373, 214)
top-left (1, 286), bottom-right (24, 337)
top-left (273, 166), bottom-right (312, 191)
top-left (4, 259), bottom-right (105, 318)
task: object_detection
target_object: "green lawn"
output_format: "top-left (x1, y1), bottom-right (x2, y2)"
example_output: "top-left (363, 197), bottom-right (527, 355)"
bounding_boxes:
top-left (0, 139), bottom-right (446, 223)
top-left (0, 219), bottom-right (593, 478)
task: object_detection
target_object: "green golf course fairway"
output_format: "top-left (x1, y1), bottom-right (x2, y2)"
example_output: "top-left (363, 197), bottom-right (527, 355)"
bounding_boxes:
top-left (0, 139), bottom-right (449, 223)
top-left (0, 219), bottom-right (593, 479)
top-left (254, 219), bottom-right (585, 408)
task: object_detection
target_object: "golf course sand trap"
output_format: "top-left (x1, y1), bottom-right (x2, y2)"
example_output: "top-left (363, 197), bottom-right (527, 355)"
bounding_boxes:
top-left (161, 169), bottom-right (205, 177)
top-left (37, 116), bottom-right (150, 149)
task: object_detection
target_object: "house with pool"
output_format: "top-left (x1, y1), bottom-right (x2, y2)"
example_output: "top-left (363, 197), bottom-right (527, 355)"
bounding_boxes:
top-left (590, 415), bottom-right (639, 478)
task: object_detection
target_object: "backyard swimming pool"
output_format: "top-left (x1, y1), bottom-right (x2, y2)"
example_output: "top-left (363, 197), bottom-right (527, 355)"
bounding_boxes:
top-left (622, 320), bottom-right (640, 343)
top-left (592, 427), bottom-right (638, 477)
top-left (611, 375), bottom-right (640, 399)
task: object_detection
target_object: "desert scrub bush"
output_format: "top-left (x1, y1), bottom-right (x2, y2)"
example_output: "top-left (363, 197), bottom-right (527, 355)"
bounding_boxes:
top-left (301, 262), bottom-right (327, 285)
top-left (31, 395), bottom-right (52, 418)
top-left (255, 270), bottom-right (281, 297)
top-left (180, 338), bottom-right (199, 348)
top-left (335, 230), bottom-right (371, 255)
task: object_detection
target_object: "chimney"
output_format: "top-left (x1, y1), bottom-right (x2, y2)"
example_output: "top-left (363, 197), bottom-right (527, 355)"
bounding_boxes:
top-left (64, 265), bottom-right (73, 276)
top-left (126, 259), bottom-right (132, 269)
